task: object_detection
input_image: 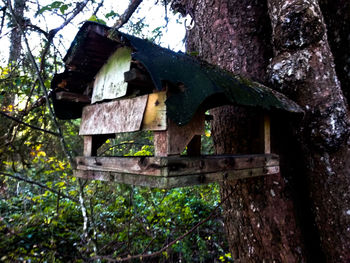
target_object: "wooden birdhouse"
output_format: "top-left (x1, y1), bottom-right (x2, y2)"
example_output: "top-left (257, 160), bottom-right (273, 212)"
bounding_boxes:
top-left (51, 22), bottom-right (303, 188)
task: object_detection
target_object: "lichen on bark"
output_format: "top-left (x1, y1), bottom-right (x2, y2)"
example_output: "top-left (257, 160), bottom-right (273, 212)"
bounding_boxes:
top-left (267, 0), bottom-right (350, 261)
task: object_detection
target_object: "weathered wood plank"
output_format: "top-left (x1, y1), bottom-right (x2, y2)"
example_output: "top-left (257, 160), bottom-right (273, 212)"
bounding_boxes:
top-left (79, 95), bottom-right (148, 135)
top-left (153, 131), bottom-right (168, 157)
top-left (92, 47), bottom-right (132, 103)
top-left (56, 91), bottom-right (91, 104)
top-left (142, 91), bottom-right (167, 131)
top-left (76, 155), bottom-right (164, 176)
top-left (74, 165), bottom-right (279, 189)
top-left (75, 154), bottom-right (279, 177)
top-left (152, 112), bottom-right (205, 156)
top-left (83, 136), bottom-right (93, 157)
top-left (167, 113), bottom-right (205, 155)
top-left (264, 114), bottom-right (271, 154)
top-left (83, 134), bottom-right (114, 156)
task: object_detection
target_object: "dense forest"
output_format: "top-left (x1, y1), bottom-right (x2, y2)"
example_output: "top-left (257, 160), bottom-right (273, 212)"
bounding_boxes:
top-left (1, 0), bottom-right (350, 262)
top-left (0, 0), bottom-right (232, 262)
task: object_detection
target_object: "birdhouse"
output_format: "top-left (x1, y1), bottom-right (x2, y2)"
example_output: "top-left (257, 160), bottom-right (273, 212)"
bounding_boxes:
top-left (51, 22), bottom-right (303, 188)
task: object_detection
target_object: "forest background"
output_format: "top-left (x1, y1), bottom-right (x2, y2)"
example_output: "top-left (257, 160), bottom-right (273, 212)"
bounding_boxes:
top-left (2, 0), bottom-right (350, 262)
top-left (0, 0), bottom-right (231, 262)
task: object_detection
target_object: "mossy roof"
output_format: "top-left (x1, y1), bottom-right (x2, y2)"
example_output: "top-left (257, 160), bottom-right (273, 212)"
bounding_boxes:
top-left (53, 21), bottom-right (302, 124)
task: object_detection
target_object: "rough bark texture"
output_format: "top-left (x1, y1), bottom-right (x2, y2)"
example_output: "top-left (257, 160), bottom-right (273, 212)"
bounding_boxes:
top-left (173, 0), bottom-right (307, 262)
top-left (319, 0), bottom-right (350, 105)
top-left (267, 0), bottom-right (350, 261)
top-left (9, 0), bottom-right (25, 65)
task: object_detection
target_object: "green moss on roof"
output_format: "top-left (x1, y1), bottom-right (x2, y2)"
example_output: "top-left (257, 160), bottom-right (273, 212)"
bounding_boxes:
top-left (119, 32), bottom-right (302, 125)
top-left (58, 21), bottom-right (303, 124)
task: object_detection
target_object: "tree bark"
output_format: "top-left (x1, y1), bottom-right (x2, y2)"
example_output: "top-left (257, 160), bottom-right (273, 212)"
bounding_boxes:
top-left (319, 0), bottom-right (350, 105)
top-left (8, 0), bottom-right (25, 66)
top-left (267, 0), bottom-right (350, 261)
top-left (173, 0), bottom-right (307, 262)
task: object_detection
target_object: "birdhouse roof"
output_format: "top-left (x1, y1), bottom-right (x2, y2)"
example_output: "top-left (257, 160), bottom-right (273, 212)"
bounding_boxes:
top-left (52, 21), bottom-right (302, 125)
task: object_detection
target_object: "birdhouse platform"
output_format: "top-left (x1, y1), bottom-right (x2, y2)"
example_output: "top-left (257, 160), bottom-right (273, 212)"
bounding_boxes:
top-left (51, 22), bottom-right (303, 188)
top-left (74, 154), bottom-right (279, 189)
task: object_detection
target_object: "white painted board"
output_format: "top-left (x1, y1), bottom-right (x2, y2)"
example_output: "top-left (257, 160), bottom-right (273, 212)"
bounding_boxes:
top-left (92, 47), bottom-right (132, 103)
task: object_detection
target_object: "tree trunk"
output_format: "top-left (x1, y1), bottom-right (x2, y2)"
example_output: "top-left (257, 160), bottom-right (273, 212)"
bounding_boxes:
top-left (173, 0), bottom-right (350, 261)
top-left (319, 0), bottom-right (350, 104)
top-left (267, 0), bottom-right (350, 261)
top-left (8, 0), bottom-right (25, 66)
top-left (173, 0), bottom-right (307, 262)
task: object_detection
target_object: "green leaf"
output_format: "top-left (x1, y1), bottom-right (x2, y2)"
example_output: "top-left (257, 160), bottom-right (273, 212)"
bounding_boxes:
top-left (37, 1), bottom-right (63, 15)
top-left (59, 4), bottom-right (68, 14)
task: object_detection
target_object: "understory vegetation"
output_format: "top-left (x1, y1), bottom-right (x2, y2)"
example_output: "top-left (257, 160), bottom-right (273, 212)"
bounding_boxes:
top-left (0, 1), bottom-right (233, 261)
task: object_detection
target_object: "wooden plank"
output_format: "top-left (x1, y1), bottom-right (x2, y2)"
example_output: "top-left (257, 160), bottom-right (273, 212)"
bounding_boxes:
top-left (74, 165), bottom-right (279, 189)
top-left (141, 91), bottom-right (167, 131)
top-left (153, 111), bottom-right (205, 156)
top-left (264, 114), bottom-right (271, 154)
top-left (124, 68), bottom-right (152, 85)
top-left (83, 136), bottom-right (93, 157)
top-left (163, 154), bottom-right (279, 176)
top-left (153, 131), bottom-right (168, 157)
top-left (167, 112), bottom-right (205, 155)
top-left (75, 154), bottom-right (279, 177)
top-left (79, 95), bottom-right (148, 135)
top-left (56, 91), bottom-right (91, 104)
top-left (76, 156), bottom-right (164, 176)
top-left (92, 47), bottom-right (132, 103)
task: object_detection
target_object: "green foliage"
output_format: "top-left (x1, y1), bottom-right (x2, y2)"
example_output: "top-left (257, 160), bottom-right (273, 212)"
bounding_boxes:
top-left (0, 1), bottom-right (230, 262)
top-left (36, 1), bottom-right (70, 15)
top-left (87, 15), bottom-right (107, 25)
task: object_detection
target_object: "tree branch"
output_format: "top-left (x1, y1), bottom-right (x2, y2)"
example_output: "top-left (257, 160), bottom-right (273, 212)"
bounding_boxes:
top-left (7, 0), bottom-right (74, 166)
top-left (0, 110), bottom-right (60, 136)
top-left (93, 188), bottom-right (234, 262)
top-left (0, 171), bottom-right (78, 202)
top-left (108, 0), bottom-right (143, 38)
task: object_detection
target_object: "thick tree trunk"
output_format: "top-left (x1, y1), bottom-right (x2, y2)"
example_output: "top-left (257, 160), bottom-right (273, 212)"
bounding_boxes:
top-left (267, 0), bottom-right (350, 261)
top-left (173, 0), bottom-right (307, 262)
top-left (174, 0), bottom-right (350, 261)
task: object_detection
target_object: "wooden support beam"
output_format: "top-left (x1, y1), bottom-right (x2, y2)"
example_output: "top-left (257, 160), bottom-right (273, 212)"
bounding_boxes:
top-left (264, 114), bottom-right (271, 154)
top-left (153, 112), bottom-right (205, 156)
top-left (83, 134), bottom-right (114, 156)
top-left (74, 154), bottom-right (280, 188)
top-left (56, 91), bottom-right (91, 104)
top-left (142, 91), bottom-right (167, 131)
top-left (83, 136), bottom-right (93, 157)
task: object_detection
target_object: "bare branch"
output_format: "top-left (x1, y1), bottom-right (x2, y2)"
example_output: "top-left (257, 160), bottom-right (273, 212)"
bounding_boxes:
top-left (49, 0), bottom-right (90, 39)
top-left (0, 110), bottom-right (60, 136)
top-left (93, 188), bottom-right (234, 262)
top-left (7, 0), bottom-right (74, 166)
top-left (39, 0), bottom-right (90, 72)
top-left (93, 0), bottom-right (104, 16)
top-left (0, 171), bottom-right (78, 202)
top-left (108, 0), bottom-right (143, 38)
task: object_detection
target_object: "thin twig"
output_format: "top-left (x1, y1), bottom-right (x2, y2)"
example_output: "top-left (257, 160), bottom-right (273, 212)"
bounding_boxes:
top-left (93, 188), bottom-right (234, 262)
top-left (39, 0), bottom-right (90, 72)
top-left (7, 0), bottom-right (73, 166)
top-left (0, 111), bottom-right (60, 136)
top-left (93, 0), bottom-right (104, 16)
top-left (0, 171), bottom-right (78, 202)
